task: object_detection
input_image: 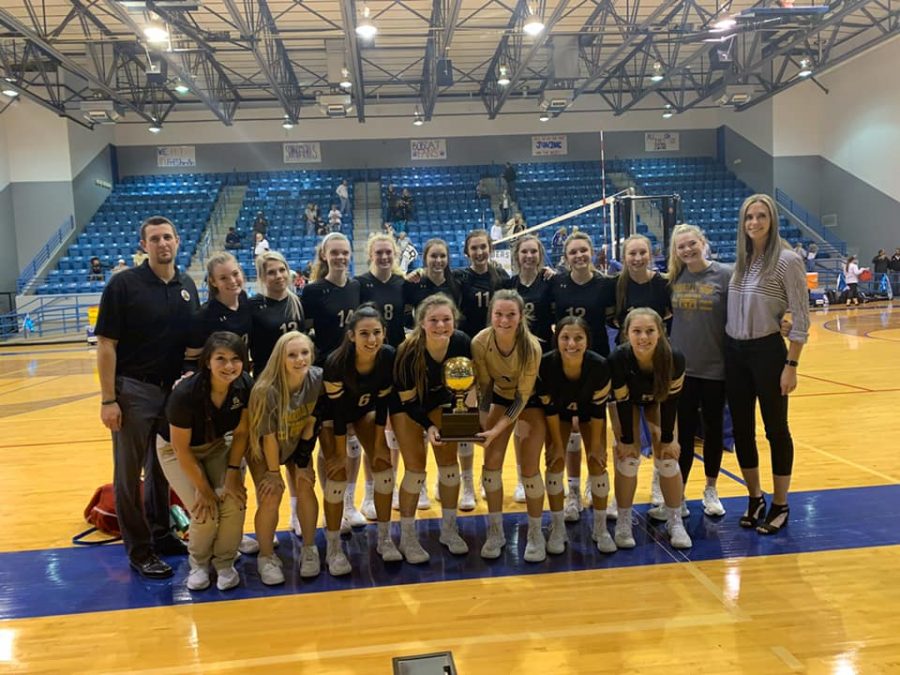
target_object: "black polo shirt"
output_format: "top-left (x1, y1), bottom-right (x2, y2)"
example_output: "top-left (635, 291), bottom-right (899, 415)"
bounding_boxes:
top-left (95, 261), bottom-right (199, 386)
top-left (163, 371), bottom-right (252, 445)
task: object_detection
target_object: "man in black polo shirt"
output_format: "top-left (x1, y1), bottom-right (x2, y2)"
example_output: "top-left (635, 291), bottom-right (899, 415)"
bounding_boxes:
top-left (95, 216), bottom-right (199, 579)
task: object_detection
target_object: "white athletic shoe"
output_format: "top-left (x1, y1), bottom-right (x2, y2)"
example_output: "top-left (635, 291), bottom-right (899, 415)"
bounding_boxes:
top-left (459, 475), bottom-right (477, 512)
top-left (392, 487), bottom-right (401, 511)
top-left (480, 521), bottom-right (506, 559)
top-left (614, 513), bottom-right (636, 549)
top-left (606, 494), bottom-right (618, 520)
top-left (667, 520), bottom-right (693, 549)
top-left (299, 546), bottom-right (321, 578)
top-left (238, 534), bottom-right (259, 554)
top-left (592, 518), bottom-right (617, 554)
top-left (215, 566), bottom-right (240, 591)
top-left (258, 554), bottom-right (285, 585)
top-left (702, 486), bottom-right (726, 517)
top-left (650, 468), bottom-right (664, 506)
top-left (343, 494), bottom-right (368, 529)
top-left (583, 481), bottom-right (592, 507)
top-left (326, 545), bottom-right (351, 577)
top-left (546, 516), bottom-right (568, 555)
top-left (439, 524), bottom-right (469, 555)
top-left (417, 485), bottom-right (432, 510)
top-left (186, 567), bottom-right (210, 591)
top-left (377, 533), bottom-right (403, 562)
top-left (513, 482), bottom-right (527, 504)
top-left (399, 525), bottom-right (430, 564)
top-left (648, 502), bottom-right (691, 522)
top-left (564, 489), bottom-right (583, 522)
top-left (523, 525), bottom-right (547, 563)
top-left (360, 483), bottom-right (377, 521)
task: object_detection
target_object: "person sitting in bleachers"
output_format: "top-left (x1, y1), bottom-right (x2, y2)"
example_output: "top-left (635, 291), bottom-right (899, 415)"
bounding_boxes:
top-left (224, 227), bottom-right (242, 251)
top-left (328, 203), bottom-right (342, 233)
top-left (88, 256), bottom-right (105, 282)
top-left (132, 248), bottom-right (148, 267)
top-left (396, 189), bottom-right (414, 231)
top-left (111, 259), bottom-right (129, 274)
top-left (385, 184), bottom-right (399, 222)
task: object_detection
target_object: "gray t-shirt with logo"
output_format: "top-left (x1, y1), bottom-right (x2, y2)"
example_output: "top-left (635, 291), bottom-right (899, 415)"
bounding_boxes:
top-left (258, 366), bottom-right (323, 463)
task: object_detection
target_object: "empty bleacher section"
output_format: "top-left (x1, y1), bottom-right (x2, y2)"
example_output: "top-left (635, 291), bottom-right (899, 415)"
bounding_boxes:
top-left (38, 174), bottom-right (222, 295)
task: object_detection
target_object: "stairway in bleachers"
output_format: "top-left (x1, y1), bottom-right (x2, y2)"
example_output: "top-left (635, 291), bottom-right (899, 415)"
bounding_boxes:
top-left (187, 185), bottom-right (248, 286)
top-left (352, 181), bottom-right (382, 273)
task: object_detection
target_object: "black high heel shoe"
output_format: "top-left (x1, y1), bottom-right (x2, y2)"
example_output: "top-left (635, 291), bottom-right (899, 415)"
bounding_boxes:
top-left (757, 503), bottom-right (790, 535)
top-left (739, 495), bottom-right (766, 528)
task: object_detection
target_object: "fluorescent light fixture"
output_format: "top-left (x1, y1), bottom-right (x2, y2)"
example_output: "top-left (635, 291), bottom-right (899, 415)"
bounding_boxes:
top-left (497, 65), bottom-right (510, 87)
top-left (538, 111), bottom-right (550, 122)
top-left (148, 122), bottom-right (162, 134)
top-left (523, 13), bottom-right (544, 36)
top-left (1, 88), bottom-right (18, 97)
top-left (356, 6), bottom-right (377, 39)
top-left (174, 82), bottom-right (190, 94)
top-left (143, 23), bottom-right (169, 43)
top-left (711, 17), bottom-right (737, 32)
top-left (339, 67), bottom-right (352, 89)
top-left (413, 110), bottom-right (424, 126)
top-left (650, 62), bottom-right (664, 83)
top-left (282, 119), bottom-right (294, 129)
top-left (662, 109), bottom-right (673, 119)
top-left (798, 58), bottom-right (813, 78)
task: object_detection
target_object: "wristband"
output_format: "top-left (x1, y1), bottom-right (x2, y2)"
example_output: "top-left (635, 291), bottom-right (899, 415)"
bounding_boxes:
top-left (785, 359), bottom-right (799, 367)
top-left (266, 468), bottom-right (280, 474)
top-left (227, 464), bottom-right (241, 471)
top-left (101, 399), bottom-right (117, 405)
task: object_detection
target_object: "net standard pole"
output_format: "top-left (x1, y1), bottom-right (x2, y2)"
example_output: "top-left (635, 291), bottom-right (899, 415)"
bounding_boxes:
top-left (600, 130), bottom-right (608, 245)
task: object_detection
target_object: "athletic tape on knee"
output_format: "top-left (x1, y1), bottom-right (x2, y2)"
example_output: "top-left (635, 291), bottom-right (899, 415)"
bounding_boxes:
top-left (324, 479), bottom-right (347, 504)
top-left (372, 469), bottom-right (394, 495)
top-left (346, 434), bottom-right (362, 459)
top-left (384, 429), bottom-right (399, 451)
top-left (654, 457), bottom-right (680, 479)
top-left (481, 468), bottom-right (503, 494)
top-left (400, 470), bottom-right (426, 493)
top-left (566, 432), bottom-right (583, 454)
top-left (588, 473), bottom-right (610, 499)
top-left (545, 471), bottom-right (565, 496)
top-left (457, 441), bottom-right (474, 458)
top-left (438, 464), bottom-right (460, 487)
top-left (616, 456), bottom-right (641, 478)
top-left (522, 473), bottom-right (545, 499)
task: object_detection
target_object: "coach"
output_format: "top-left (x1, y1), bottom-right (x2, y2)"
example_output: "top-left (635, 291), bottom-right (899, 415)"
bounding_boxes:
top-left (95, 216), bottom-right (199, 579)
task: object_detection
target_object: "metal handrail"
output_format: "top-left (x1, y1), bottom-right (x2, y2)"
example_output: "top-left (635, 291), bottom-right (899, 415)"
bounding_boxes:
top-left (16, 215), bottom-right (76, 293)
top-left (775, 189), bottom-right (847, 255)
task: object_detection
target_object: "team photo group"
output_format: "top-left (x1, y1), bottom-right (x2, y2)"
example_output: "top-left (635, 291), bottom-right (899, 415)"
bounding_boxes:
top-left (95, 191), bottom-right (809, 592)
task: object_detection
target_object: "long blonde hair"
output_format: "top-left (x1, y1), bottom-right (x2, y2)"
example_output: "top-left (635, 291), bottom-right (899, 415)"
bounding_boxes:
top-left (563, 232), bottom-right (597, 274)
top-left (255, 251), bottom-right (304, 324)
top-left (622, 308), bottom-right (674, 401)
top-left (485, 289), bottom-right (540, 370)
top-left (734, 194), bottom-right (789, 282)
top-left (667, 224), bottom-right (708, 284)
top-left (395, 294), bottom-right (459, 402)
top-left (510, 234), bottom-right (546, 274)
top-left (205, 251), bottom-right (243, 300)
top-left (311, 232), bottom-right (350, 281)
top-left (367, 232), bottom-right (403, 276)
top-left (248, 331), bottom-right (316, 459)
top-left (615, 234), bottom-right (653, 318)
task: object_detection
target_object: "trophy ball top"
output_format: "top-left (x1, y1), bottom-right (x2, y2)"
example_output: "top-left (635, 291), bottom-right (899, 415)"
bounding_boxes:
top-left (443, 356), bottom-right (475, 393)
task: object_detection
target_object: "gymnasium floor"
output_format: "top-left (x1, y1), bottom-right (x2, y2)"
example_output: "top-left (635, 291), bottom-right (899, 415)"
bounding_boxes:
top-left (0, 302), bottom-right (898, 674)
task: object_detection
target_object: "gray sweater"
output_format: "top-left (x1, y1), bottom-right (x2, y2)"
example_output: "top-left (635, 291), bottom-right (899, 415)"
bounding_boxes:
top-left (670, 261), bottom-right (732, 381)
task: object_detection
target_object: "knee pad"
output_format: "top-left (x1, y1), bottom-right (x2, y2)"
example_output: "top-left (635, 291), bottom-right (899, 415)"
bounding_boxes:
top-left (654, 457), bottom-right (680, 479)
top-left (566, 432), bottom-right (582, 454)
top-left (384, 429), bottom-right (399, 451)
top-left (481, 468), bottom-right (503, 494)
top-left (324, 479), bottom-right (347, 504)
top-left (400, 470), bottom-right (426, 494)
top-left (588, 473), bottom-right (610, 499)
top-left (457, 441), bottom-right (474, 458)
top-left (514, 419), bottom-right (531, 439)
top-left (371, 469), bottom-right (394, 495)
top-left (522, 473), bottom-right (545, 499)
top-left (438, 464), bottom-right (460, 487)
top-left (545, 471), bottom-right (565, 496)
top-left (346, 434), bottom-right (362, 459)
top-left (616, 456), bottom-right (641, 478)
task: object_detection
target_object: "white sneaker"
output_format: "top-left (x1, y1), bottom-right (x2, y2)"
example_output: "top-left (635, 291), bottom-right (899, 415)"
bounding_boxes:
top-left (392, 487), bottom-right (400, 511)
top-left (592, 519), bottom-right (617, 554)
top-left (606, 494), bottom-right (618, 520)
top-left (439, 524), bottom-right (469, 555)
top-left (417, 485), bottom-right (432, 510)
top-left (546, 518), bottom-right (568, 555)
top-left (583, 481), bottom-right (592, 507)
top-left (648, 502), bottom-right (690, 522)
top-left (258, 554), bottom-right (285, 585)
top-left (650, 468), bottom-right (664, 506)
top-left (564, 489), bottom-right (583, 522)
top-left (360, 497), bottom-right (377, 521)
top-left (524, 525), bottom-right (547, 562)
top-left (480, 521), bottom-right (506, 559)
top-left (377, 534), bottom-right (403, 562)
top-left (513, 482), bottom-right (527, 504)
top-left (399, 525), bottom-right (430, 564)
top-left (702, 486), bottom-right (726, 517)
top-left (289, 514), bottom-right (302, 537)
top-left (300, 546), bottom-right (321, 578)
top-left (216, 566), bottom-right (240, 591)
top-left (343, 496), bottom-right (367, 529)
top-left (187, 567), bottom-right (210, 591)
top-left (326, 545), bottom-right (351, 576)
top-left (459, 475), bottom-right (476, 512)
top-left (667, 520), bottom-right (693, 549)
top-left (238, 534), bottom-right (259, 554)
top-left (614, 513), bottom-right (636, 549)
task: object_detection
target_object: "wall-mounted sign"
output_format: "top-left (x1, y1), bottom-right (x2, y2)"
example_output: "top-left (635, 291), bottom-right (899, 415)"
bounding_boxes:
top-left (411, 138), bottom-right (447, 160)
top-left (157, 145), bottom-right (196, 167)
top-left (532, 134), bottom-right (568, 156)
top-left (283, 141), bottom-right (322, 164)
top-left (645, 132), bottom-right (680, 152)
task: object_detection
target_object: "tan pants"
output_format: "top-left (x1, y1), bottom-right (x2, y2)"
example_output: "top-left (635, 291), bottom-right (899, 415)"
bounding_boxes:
top-left (157, 438), bottom-right (245, 572)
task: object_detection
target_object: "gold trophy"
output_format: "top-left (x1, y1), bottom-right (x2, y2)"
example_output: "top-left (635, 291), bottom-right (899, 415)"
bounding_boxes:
top-left (440, 356), bottom-right (481, 442)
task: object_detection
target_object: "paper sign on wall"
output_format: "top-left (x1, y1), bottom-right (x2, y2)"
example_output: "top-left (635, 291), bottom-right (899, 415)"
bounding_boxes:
top-left (645, 132), bottom-right (680, 152)
top-left (411, 138), bottom-right (447, 160)
top-left (283, 142), bottom-right (322, 164)
top-left (157, 146), bottom-right (196, 167)
top-left (532, 135), bottom-right (568, 156)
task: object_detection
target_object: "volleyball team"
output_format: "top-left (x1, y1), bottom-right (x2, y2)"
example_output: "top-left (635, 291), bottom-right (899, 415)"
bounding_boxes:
top-left (105, 193), bottom-right (809, 591)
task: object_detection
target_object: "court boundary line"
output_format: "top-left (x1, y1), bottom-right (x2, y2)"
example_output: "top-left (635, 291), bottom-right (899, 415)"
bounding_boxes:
top-left (793, 439), bottom-right (899, 484)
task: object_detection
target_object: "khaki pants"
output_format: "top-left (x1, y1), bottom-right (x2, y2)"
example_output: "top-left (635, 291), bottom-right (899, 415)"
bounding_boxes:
top-left (157, 438), bottom-right (245, 572)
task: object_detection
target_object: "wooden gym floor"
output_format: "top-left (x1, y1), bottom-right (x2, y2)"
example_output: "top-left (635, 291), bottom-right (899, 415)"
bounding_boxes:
top-left (0, 302), bottom-right (898, 674)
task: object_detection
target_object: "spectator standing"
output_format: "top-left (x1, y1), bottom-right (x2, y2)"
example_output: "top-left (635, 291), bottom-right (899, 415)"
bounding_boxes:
top-left (304, 202), bottom-right (319, 236)
top-left (132, 248), bottom-right (148, 268)
top-left (844, 255), bottom-right (867, 306)
top-left (328, 203), bottom-right (342, 233)
top-left (95, 215), bottom-right (200, 579)
top-left (891, 248), bottom-right (900, 294)
top-left (793, 243), bottom-right (806, 260)
top-left (254, 232), bottom-right (270, 259)
top-left (550, 226), bottom-right (567, 266)
top-left (253, 211), bottom-right (268, 237)
top-left (385, 184), bottom-right (399, 222)
top-left (397, 189), bottom-right (414, 231)
top-left (806, 243), bottom-right (818, 272)
top-left (224, 227), bottom-right (242, 250)
top-left (397, 231), bottom-right (418, 274)
top-left (490, 219), bottom-right (504, 242)
top-left (499, 190), bottom-right (511, 223)
top-left (88, 256), bottom-right (105, 281)
top-left (503, 161), bottom-right (518, 201)
top-left (336, 179), bottom-right (350, 216)
top-left (872, 249), bottom-right (890, 275)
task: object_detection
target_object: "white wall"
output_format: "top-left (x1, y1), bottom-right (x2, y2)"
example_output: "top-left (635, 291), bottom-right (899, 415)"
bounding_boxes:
top-left (772, 82), bottom-right (824, 157)
top-left (0, 108), bottom-right (10, 191)
top-left (719, 98), bottom-right (774, 155)
top-left (4, 100), bottom-right (72, 182)
top-left (68, 120), bottom-right (113, 177)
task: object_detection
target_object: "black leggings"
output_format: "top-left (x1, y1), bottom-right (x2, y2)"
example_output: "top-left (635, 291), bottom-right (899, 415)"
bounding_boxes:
top-left (847, 282), bottom-right (859, 300)
top-left (677, 376), bottom-right (726, 482)
top-left (724, 334), bottom-right (794, 476)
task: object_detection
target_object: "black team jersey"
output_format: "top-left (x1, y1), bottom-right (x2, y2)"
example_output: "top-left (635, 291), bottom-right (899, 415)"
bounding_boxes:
top-left (405, 275), bottom-right (460, 312)
top-left (537, 349), bottom-right (611, 422)
top-left (608, 344), bottom-right (686, 443)
top-left (616, 274), bottom-right (673, 328)
top-left (508, 274), bottom-right (553, 351)
top-left (454, 266), bottom-right (510, 338)
top-left (549, 272), bottom-right (616, 356)
top-left (323, 344), bottom-right (395, 435)
top-left (302, 277), bottom-right (361, 365)
top-left (248, 294), bottom-right (305, 378)
top-left (189, 292), bottom-right (253, 350)
top-left (393, 330), bottom-right (471, 430)
top-left (356, 272), bottom-right (407, 348)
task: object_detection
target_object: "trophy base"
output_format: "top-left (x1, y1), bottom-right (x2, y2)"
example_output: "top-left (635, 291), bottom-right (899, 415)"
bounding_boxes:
top-left (440, 408), bottom-right (482, 443)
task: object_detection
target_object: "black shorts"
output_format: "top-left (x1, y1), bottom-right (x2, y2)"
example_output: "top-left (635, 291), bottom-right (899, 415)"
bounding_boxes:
top-left (287, 417), bottom-right (323, 469)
